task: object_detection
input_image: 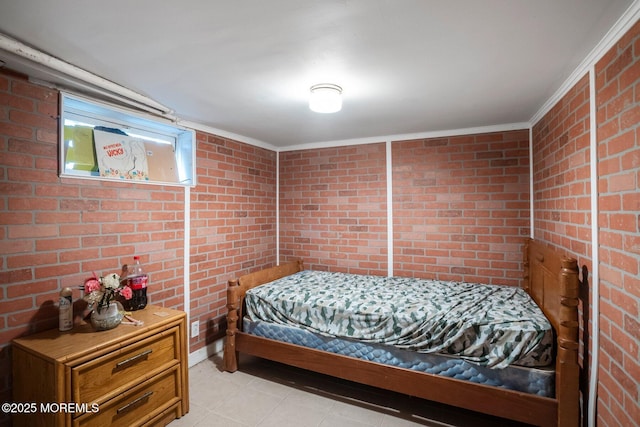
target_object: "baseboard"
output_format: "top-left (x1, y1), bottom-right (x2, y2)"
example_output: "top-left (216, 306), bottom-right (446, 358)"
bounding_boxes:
top-left (187, 337), bottom-right (224, 367)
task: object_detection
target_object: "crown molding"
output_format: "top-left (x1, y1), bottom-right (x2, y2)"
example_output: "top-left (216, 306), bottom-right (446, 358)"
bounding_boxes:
top-left (530, 0), bottom-right (640, 126)
top-left (279, 122), bottom-right (531, 152)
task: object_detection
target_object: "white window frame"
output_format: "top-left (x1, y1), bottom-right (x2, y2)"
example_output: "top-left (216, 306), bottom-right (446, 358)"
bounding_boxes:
top-left (59, 92), bottom-right (196, 187)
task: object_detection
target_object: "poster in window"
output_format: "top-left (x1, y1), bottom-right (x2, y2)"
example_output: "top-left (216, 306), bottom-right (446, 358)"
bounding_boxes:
top-left (64, 125), bottom-right (98, 172)
top-left (146, 141), bottom-right (179, 183)
top-left (94, 129), bottom-right (149, 181)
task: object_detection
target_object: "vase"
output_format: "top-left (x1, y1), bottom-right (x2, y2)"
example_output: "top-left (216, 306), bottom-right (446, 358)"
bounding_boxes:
top-left (90, 301), bottom-right (124, 331)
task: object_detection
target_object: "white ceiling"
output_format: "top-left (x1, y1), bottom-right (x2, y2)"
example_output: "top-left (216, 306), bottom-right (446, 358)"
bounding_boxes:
top-left (0, 0), bottom-right (636, 149)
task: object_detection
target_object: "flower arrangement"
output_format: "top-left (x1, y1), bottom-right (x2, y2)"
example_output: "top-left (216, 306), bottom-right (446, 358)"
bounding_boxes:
top-left (83, 272), bottom-right (133, 313)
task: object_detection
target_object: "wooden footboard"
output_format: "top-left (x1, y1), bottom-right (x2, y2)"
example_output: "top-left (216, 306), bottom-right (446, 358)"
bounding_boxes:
top-left (224, 242), bottom-right (581, 426)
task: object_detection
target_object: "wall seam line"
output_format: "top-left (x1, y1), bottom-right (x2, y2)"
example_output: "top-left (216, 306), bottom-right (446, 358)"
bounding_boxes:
top-left (276, 152), bottom-right (280, 265)
top-left (184, 186), bottom-right (191, 339)
top-left (588, 64), bottom-right (600, 427)
top-left (529, 127), bottom-right (534, 239)
top-left (386, 140), bottom-right (393, 277)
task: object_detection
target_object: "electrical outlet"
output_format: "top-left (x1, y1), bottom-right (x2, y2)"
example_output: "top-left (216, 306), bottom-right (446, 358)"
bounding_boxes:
top-left (191, 320), bottom-right (199, 338)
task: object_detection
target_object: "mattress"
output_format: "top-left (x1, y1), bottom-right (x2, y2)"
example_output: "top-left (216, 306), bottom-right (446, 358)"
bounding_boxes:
top-left (245, 270), bottom-right (553, 369)
top-left (243, 318), bottom-right (555, 397)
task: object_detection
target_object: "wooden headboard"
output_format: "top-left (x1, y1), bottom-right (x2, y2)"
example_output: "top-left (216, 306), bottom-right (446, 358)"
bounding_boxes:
top-left (230, 260), bottom-right (304, 299)
top-left (524, 238), bottom-right (581, 425)
top-left (523, 238), bottom-right (580, 332)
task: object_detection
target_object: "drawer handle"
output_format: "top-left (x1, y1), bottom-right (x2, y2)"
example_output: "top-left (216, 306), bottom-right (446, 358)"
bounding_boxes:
top-left (116, 391), bottom-right (153, 414)
top-left (115, 349), bottom-right (152, 369)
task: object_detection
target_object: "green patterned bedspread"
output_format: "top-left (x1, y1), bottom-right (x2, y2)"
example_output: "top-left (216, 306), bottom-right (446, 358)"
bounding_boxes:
top-left (245, 270), bottom-right (553, 368)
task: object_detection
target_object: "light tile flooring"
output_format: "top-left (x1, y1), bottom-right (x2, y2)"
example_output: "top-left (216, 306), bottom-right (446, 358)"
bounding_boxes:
top-left (170, 354), bottom-right (530, 427)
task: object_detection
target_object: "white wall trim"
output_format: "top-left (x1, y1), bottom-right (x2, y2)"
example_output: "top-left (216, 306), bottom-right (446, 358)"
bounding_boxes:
top-left (276, 152), bottom-right (280, 265)
top-left (279, 122), bottom-right (530, 153)
top-left (588, 65), bottom-right (601, 427)
top-left (183, 186), bottom-right (191, 334)
top-left (386, 140), bottom-right (394, 277)
top-left (178, 119), bottom-right (277, 152)
top-left (529, 127), bottom-right (535, 239)
top-left (188, 338), bottom-right (224, 367)
top-left (530, 0), bottom-right (640, 126)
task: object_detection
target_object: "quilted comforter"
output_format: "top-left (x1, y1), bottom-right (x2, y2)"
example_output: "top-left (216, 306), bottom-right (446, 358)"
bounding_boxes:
top-left (244, 270), bottom-right (553, 368)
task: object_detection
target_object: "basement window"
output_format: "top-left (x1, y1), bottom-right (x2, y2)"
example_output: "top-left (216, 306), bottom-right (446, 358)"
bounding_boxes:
top-left (59, 92), bottom-right (196, 186)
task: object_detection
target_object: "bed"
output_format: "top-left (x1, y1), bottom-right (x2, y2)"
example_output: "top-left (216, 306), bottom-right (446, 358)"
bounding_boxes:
top-left (223, 239), bottom-right (580, 426)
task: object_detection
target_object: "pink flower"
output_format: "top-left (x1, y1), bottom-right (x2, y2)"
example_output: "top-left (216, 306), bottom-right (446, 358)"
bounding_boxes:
top-left (119, 286), bottom-right (133, 300)
top-left (84, 276), bottom-right (101, 294)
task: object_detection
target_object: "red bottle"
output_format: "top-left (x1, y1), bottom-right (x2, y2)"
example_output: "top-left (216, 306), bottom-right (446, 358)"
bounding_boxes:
top-left (121, 256), bottom-right (148, 310)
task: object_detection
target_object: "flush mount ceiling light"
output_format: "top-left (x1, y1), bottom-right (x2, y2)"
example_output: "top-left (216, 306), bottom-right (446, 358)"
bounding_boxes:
top-left (309, 83), bottom-right (342, 113)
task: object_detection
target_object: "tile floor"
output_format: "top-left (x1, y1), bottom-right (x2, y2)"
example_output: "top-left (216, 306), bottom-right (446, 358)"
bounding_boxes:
top-left (169, 354), bottom-right (531, 427)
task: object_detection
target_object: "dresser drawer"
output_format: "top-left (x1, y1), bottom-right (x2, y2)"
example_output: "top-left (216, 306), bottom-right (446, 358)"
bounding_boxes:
top-left (72, 327), bottom-right (179, 404)
top-left (74, 366), bottom-right (180, 427)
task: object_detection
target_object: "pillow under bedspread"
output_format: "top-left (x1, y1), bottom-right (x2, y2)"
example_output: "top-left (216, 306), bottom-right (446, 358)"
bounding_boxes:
top-left (244, 270), bottom-right (553, 369)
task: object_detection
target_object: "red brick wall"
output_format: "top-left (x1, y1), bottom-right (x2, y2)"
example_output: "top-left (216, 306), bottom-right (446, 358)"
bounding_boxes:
top-left (279, 131), bottom-right (530, 284)
top-left (0, 70), bottom-right (277, 425)
top-left (279, 143), bottom-right (388, 275)
top-left (531, 74), bottom-right (592, 261)
top-left (531, 20), bottom-right (639, 426)
top-left (531, 73), bottom-right (593, 417)
top-left (0, 69), bottom-right (187, 415)
top-left (392, 131), bottom-right (530, 286)
top-left (595, 20), bottom-right (640, 427)
top-left (189, 132), bottom-right (277, 348)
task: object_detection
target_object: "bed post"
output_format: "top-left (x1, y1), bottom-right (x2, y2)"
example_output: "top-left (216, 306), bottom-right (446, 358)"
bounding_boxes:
top-left (224, 278), bottom-right (240, 372)
top-left (557, 257), bottom-right (580, 427)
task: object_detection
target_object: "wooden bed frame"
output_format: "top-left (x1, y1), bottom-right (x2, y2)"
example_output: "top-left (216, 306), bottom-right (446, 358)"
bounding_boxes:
top-left (223, 239), bottom-right (580, 427)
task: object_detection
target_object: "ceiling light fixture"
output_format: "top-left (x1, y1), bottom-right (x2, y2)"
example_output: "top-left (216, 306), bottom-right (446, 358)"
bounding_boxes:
top-left (309, 83), bottom-right (342, 113)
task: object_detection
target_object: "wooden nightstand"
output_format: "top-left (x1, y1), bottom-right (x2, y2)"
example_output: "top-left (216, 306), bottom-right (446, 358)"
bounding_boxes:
top-left (12, 305), bottom-right (189, 427)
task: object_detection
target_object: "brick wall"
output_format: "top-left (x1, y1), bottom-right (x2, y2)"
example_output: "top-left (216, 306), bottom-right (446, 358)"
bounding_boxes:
top-left (531, 73), bottom-right (593, 418)
top-left (189, 132), bottom-right (277, 348)
top-left (531, 20), bottom-right (639, 427)
top-left (392, 131), bottom-right (530, 286)
top-left (532, 74), bottom-right (592, 260)
top-left (0, 70), bottom-right (277, 426)
top-left (279, 131), bottom-right (530, 284)
top-left (279, 143), bottom-right (388, 275)
top-left (0, 69), bottom-right (188, 418)
top-left (595, 20), bottom-right (640, 427)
